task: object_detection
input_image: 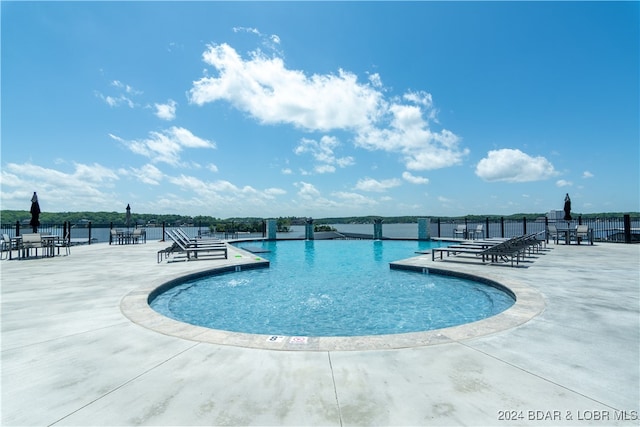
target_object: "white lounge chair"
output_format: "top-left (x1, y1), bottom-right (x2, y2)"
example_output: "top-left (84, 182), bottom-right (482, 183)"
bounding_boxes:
top-left (164, 230), bottom-right (227, 261)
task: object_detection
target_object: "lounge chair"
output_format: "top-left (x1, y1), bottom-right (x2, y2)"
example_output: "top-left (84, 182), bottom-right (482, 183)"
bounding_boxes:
top-left (157, 243), bottom-right (179, 263)
top-left (169, 229), bottom-right (225, 249)
top-left (164, 230), bottom-right (227, 261)
top-left (175, 228), bottom-right (223, 245)
top-left (432, 234), bottom-right (543, 267)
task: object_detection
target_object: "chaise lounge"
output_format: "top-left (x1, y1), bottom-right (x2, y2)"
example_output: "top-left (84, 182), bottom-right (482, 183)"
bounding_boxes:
top-left (432, 233), bottom-right (545, 267)
top-left (164, 229), bottom-right (228, 261)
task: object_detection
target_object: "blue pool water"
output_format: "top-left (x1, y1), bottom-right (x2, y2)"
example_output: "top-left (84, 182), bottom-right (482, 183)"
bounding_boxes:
top-left (150, 240), bottom-right (515, 337)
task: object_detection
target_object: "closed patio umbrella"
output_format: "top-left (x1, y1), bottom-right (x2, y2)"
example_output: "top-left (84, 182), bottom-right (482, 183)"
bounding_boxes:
top-left (29, 192), bottom-right (41, 233)
top-left (563, 193), bottom-right (572, 221)
top-left (125, 204), bottom-right (131, 230)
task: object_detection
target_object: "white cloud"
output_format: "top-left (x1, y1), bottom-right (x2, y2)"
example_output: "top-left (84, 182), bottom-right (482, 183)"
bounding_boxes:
top-left (129, 164), bottom-right (164, 185)
top-left (95, 92), bottom-right (134, 108)
top-left (475, 149), bottom-right (558, 182)
top-left (295, 181), bottom-right (321, 199)
top-left (154, 99), bottom-right (177, 121)
top-left (0, 162), bottom-right (120, 211)
top-left (110, 126), bottom-right (216, 166)
top-left (111, 80), bottom-right (141, 95)
top-left (190, 44), bottom-right (383, 132)
top-left (95, 80), bottom-right (142, 108)
top-left (355, 105), bottom-right (468, 170)
top-left (264, 187), bottom-right (286, 198)
top-left (232, 26), bottom-right (260, 35)
top-left (332, 191), bottom-right (378, 206)
top-left (294, 135), bottom-right (354, 173)
top-left (207, 163), bottom-right (219, 173)
top-left (402, 171), bottom-right (429, 184)
top-left (281, 168), bottom-right (293, 175)
top-left (162, 174), bottom-right (282, 213)
top-left (189, 41), bottom-right (468, 173)
top-left (314, 164), bottom-right (336, 174)
top-left (368, 73), bottom-right (383, 88)
top-left (403, 90), bottom-right (433, 108)
top-left (583, 171), bottom-right (594, 179)
top-left (355, 177), bottom-right (402, 192)
top-left (556, 179), bottom-right (573, 187)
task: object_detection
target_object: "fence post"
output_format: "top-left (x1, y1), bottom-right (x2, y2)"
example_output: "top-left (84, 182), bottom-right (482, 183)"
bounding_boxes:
top-left (305, 218), bottom-right (314, 240)
top-left (162, 221), bottom-right (166, 242)
top-left (624, 214), bottom-right (632, 244)
top-left (500, 217), bottom-right (505, 238)
top-left (373, 218), bottom-right (383, 240)
top-left (437, 218), bottom-right (441, 238)
top-left (485, 217), bottom-right (489, 239)
top-left (16, 220), bottom-right (20, 237)
top-left (88, 221), bottom-right (92, 245)
top-left (578, 215), bottom-right (582, 225)
top-left (523, 216), bottom-right (527, 235)
top-left (545, 217), bottom-right (549, 243)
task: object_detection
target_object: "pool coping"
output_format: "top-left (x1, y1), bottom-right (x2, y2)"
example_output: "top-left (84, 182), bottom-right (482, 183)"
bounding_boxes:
top-left (120, 250), bottom-right (546, 352)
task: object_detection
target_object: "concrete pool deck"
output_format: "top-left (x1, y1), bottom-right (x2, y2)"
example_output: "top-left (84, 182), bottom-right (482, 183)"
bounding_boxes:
top-left (1, 240), bottom-right (638, 425)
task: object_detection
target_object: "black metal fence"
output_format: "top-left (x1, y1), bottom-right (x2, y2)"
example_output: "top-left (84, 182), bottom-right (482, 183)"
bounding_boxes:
top-left (0, 221), bottom-right (265, 244)
top-left (1, 215), bottom-right (638, 244)
top-left (430, 215), bottom-right (639, 243)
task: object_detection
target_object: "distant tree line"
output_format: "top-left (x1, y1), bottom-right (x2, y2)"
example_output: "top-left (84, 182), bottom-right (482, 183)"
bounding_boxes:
top-left (0, 210), bottom-right (296, 233)
top-left (2, 210), bottom-right (637, 230)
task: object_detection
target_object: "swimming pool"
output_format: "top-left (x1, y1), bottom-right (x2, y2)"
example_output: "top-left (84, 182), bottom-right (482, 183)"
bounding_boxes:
top-left (150, 240), bottom-right (515, 337)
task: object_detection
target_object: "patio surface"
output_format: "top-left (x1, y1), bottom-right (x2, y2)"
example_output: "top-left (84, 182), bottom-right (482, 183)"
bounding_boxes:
top-left (1, 239), bottom-right (638, 426)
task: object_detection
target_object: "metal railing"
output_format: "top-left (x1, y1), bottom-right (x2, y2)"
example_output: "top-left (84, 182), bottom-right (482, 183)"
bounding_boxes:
top-left (2, 215), bottom-right (638, 244)
top-left (430, 215), bottom-right (639, 243)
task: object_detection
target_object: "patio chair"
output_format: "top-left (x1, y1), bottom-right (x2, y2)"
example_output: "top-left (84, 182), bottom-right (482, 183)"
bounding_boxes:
top-left (54, 230), bottom-right (71, 256)
top-left (21, 233), bottom-right (43, 258)
top-left (131, 228), bottom-right (146, 244)
top-left (453, 224), bottom-right (467, 239)
top-left (110, 229), bottom-right (123, 245)
top-left (576, 225), bottom-right (593, 245)
top-left (547, 224), bottom-right (563, 244)
top-left (472, 224), bottom-right (484, 240)
top-left (1, 234), bottom-right (14, 260)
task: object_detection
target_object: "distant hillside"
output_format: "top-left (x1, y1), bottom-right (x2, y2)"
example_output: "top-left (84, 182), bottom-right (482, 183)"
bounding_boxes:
top-left (2, 210), bottom-right (637, 227)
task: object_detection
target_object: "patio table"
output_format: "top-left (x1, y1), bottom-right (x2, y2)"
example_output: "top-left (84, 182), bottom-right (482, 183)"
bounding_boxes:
top-left (555, 228), bottom-right (578, 245)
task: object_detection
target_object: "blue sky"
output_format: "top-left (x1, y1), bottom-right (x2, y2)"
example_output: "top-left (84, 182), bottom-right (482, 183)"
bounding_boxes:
top-left (2, 1), bottom-right (638, 218)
